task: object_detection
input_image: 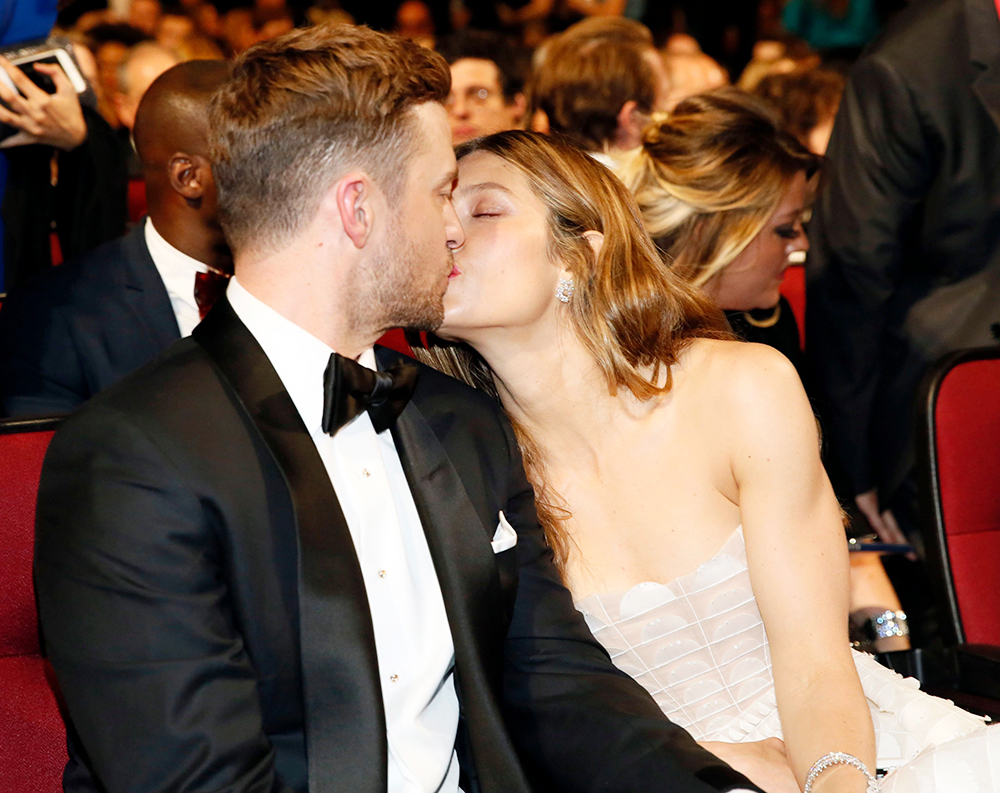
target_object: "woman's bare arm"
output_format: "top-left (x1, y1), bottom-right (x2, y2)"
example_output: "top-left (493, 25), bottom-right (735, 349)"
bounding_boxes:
top-left (724, 343), bottom-right (876, 793)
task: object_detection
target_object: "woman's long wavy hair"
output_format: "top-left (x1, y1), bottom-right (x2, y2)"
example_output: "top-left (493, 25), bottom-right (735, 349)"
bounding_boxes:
top-left (616, 88), bottom-right (820, 288)
top-left (410, 130), bottom-right (733, 573)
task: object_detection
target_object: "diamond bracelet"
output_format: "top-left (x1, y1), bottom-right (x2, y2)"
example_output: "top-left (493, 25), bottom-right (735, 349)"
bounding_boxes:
top-left (803, 752), bottom-right (880, 793)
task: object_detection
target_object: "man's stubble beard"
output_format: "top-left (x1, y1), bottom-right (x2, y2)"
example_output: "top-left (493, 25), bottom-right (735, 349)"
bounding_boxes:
top-left (348, 223), bottom-right (451, 337)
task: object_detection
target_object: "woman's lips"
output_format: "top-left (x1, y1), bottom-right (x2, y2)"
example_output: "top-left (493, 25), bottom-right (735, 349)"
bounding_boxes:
top-left (448, 265), bottom-right (461, 279)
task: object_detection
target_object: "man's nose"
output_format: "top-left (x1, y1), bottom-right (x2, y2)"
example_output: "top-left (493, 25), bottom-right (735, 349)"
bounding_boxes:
top-left (445, 201), bottom-right (465, 250)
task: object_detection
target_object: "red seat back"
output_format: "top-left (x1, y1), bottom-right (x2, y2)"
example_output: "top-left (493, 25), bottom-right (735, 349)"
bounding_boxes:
top-left (920, 347), bottom-right (1000, 645)
top-left (377, 328), bottom-right (414, 357)
top-left (779, 264), bottom-right (806, 350)
top-left (0, 418), bottom-right (67, 792)
top-left (128, 178), bottom-right (148, 226)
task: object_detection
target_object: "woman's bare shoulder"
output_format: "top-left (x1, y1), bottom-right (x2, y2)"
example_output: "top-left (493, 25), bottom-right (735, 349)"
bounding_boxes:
top-left (678, 338), bottom-right (801, 403)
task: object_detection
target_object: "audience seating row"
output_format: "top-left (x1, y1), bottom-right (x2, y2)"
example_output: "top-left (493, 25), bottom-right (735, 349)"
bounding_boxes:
top-left (0, 344), bottom-right (994, 788)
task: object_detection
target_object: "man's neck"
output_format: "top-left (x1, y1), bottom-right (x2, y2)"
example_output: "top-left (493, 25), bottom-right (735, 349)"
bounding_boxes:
top-left (234, 244), bottom-right (379, 360)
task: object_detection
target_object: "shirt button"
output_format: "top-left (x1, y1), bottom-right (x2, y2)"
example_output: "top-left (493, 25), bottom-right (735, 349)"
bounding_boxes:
top-left (378, 570), bottom-right (387, 578)
top-left (361, 468), bottom-right (371, 478)
top-left (390, 674), bottom-right (399, 683)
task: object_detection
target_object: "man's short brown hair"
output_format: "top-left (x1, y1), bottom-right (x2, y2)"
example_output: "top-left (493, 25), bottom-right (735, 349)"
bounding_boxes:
top-left (209, 24), bottom-right (450, 255)
top-left (529, 35), bottom-right (657, 152)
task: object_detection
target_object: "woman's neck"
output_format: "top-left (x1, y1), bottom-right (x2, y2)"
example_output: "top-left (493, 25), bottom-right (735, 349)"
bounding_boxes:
top-left (468, 319), bottom-right (637, 470)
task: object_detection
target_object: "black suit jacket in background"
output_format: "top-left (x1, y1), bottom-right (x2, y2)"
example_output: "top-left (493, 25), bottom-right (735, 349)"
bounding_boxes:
top-left (807, 0), bottom-right (1000, 503)
top-left (1, 105), bottom-right (128, 293)
top-left (33, 297), bottom-right (758, 793)
top-left (0, 222), bottom-right (179, 418)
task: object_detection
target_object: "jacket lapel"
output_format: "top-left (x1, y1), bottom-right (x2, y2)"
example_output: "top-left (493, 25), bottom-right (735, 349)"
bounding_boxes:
top-left (122, 222), bottom-right (183, 345)
top-left (390, 400), bottom-right (506, 685)
top-left (193, 298), bottom-right (387, 793)
top-left (386, 358), bottom-right (529, 791)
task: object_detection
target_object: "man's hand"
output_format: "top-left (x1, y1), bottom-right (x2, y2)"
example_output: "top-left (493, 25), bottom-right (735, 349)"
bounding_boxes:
top-left (698, 738), bottom-right (799, 793)
top-left (855, 489), bottom-right (916, 559)
top-left (0, 55), bottom-right (87, 150)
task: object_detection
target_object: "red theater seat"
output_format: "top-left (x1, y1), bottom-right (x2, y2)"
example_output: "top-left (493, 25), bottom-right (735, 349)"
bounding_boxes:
top-left (779, 264), bottom-right (805, 349)
top-left (377, 328), bottom-right (414, 356)
top-left (128, 178), bottom-right (148, 226)
top-left (918, 346), bottom-right (1000, 699)
top-left (0, 417), bottom-right (66, 792)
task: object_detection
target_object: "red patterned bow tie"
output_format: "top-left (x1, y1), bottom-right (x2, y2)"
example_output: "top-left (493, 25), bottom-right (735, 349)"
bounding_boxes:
top-left (194, 269), bottom-right (231, 319)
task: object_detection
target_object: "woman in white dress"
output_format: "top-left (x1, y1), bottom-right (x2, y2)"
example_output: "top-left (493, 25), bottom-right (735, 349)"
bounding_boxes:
top-left (414, 130), bottom-right (994, 792)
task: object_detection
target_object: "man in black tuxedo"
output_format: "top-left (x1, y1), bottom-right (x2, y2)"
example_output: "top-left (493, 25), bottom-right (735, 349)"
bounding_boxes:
top-left (808, 0), bottom-right (1000, 543)
top-left (35, 24), bottom-right (761, 793)
top-left (0, 59), bottom-right (231, 418)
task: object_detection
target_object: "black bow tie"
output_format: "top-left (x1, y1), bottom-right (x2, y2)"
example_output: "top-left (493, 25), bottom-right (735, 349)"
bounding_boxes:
top-left (321, 352), bottom-right (418, 435)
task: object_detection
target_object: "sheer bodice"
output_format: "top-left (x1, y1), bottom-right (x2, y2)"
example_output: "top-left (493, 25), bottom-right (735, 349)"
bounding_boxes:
top-left (575, 526), bottom-right (996, 785)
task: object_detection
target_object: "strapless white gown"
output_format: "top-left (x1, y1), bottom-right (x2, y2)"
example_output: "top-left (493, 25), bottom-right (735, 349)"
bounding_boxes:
top-left (575, 526), bottom-right (1000, 791)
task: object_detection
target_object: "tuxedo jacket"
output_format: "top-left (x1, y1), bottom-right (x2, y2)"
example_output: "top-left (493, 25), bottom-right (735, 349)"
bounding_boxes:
top-left (0, 223), bottom-right (179, 418)
top-left (34, 298), bottom-right (757, 793)
top-left (808, 0), bottom-right (1000, 502)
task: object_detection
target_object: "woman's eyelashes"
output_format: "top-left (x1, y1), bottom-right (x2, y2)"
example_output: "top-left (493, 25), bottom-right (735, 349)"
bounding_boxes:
top-left (774, 223), bottom-right (802, 240)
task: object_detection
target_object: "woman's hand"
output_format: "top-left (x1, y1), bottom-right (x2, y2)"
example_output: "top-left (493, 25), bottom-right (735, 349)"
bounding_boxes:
top-left (699, 738), bottom-right (799, 793)
top-left (0, 56), bottom-right (87, 151)
top-left (855, 489), bottom-right (916, 559)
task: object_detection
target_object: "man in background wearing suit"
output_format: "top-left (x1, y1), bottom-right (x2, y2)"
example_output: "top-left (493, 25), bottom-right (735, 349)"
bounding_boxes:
top-left (0, 59), bottom-right (231, 417)
top-left (35, 24), bottom-right (761, 793)
top-left (808, 0), bottom-right (1000, 546)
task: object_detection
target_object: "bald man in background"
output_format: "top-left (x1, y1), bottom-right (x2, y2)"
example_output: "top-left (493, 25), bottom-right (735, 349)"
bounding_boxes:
top-left (0, 60), bottom-right (232, 418)
top-left (113, 42), bottom-right (179, 132)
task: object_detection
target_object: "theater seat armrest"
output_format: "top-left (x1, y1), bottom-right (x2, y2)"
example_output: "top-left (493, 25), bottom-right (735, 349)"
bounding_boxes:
top-left (956, 644), bottom-right (1000, 700)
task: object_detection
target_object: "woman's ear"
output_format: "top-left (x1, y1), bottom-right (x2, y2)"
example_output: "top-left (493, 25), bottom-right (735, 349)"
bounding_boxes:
top-left (582, 230), bottom-right (605, 258)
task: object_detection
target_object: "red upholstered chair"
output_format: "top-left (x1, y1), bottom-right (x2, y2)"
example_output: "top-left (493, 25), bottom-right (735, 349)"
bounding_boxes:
top-left (779, 263), bottom-right (806, 349)
top-left (128, 178), bottom-right (148, 226)
top-left (917, 346), bottom-right (1000, 699)
top-left (0, 417), bottom-right (67, 792)
top-left (377, 328), bottom-right (415, 357)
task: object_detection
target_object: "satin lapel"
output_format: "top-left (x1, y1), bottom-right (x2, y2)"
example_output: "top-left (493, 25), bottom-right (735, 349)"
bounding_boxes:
top-left (193, 297), bottom-right (386, 793)
top-left (389, 400), bottom-right (506, 705)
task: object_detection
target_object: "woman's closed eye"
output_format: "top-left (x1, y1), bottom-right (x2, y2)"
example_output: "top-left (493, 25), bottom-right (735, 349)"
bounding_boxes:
top-left (472, 205), bottom-right (504, 218)
top-left (775, 223), bottom-right (802, 240)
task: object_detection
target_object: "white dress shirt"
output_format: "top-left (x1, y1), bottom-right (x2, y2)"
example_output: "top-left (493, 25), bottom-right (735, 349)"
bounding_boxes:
top-left (226, 277), bottom-right (461, 793)
top-left (144, 218), bottom-right (212, 337)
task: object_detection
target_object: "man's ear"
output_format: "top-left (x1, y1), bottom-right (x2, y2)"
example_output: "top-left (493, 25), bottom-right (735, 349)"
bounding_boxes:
top-left (615, 100), bottom-right (643, 150)
top-left (335, 172), bottom-right (375, 250)
top-left (169, 153), bottom-right (210, 204)
top-left (508, 92), bottom-right (528, 126)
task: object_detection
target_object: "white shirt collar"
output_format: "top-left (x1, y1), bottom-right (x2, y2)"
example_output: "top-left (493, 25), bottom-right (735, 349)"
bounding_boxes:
top-left (225, 276), bottom-right (377, 434)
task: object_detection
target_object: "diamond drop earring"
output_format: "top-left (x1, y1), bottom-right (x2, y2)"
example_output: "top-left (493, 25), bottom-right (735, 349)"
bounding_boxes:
top-left (556, 278), bottom-right (575, 303)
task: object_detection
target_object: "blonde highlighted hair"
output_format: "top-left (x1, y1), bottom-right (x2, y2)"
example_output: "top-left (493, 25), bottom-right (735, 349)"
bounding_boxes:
top-left (616, 88), bottom-right (819, 287)
top-left (410, 130), bottom-right (732, 571)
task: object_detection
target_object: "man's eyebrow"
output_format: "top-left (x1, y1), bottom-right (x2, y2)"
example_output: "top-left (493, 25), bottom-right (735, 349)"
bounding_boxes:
top-left (436, 169), bottom-right (459, 190)
top-left (455, 181), bottom-right (514, 196)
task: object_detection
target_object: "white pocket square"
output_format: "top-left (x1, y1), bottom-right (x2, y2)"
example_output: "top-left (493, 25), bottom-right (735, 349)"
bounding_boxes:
top-left (491, 511), bottom-right (518, 554)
